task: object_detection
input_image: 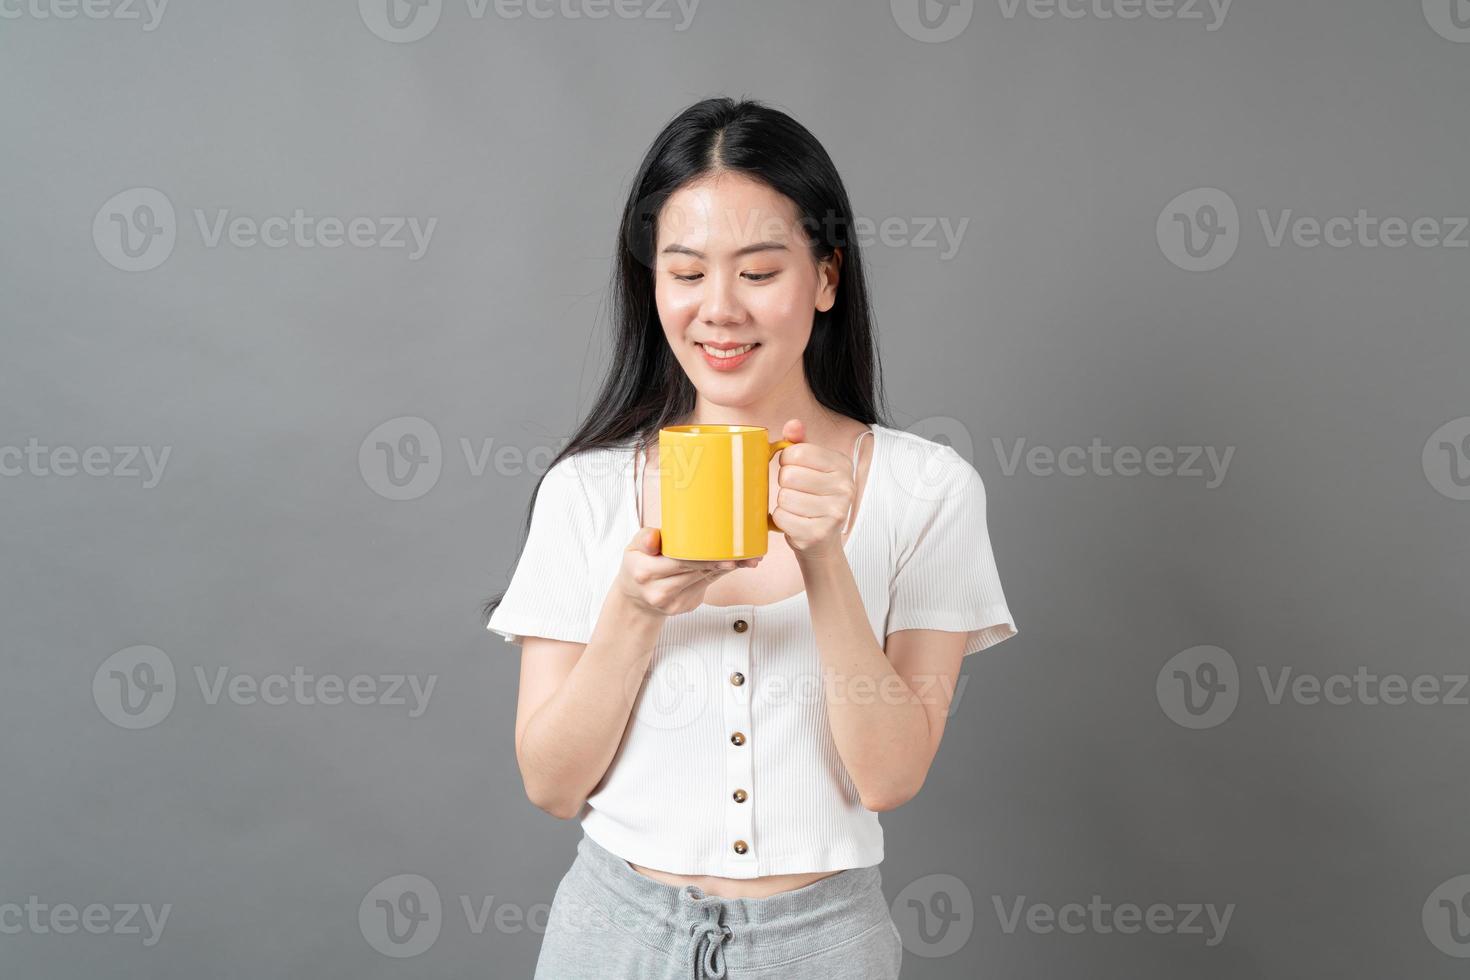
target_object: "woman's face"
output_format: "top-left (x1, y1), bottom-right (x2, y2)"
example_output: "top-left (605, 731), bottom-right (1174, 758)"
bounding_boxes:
top-left (653, 173), bottom-right (839, 404)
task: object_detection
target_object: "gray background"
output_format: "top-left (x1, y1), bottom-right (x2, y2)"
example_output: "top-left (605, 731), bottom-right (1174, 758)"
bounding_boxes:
top-left (3, 0), bottom-right (1469, 976)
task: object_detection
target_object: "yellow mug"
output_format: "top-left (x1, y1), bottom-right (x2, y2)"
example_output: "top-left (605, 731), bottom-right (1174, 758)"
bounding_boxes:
top-left (658, 424), bottom-right (795, 560)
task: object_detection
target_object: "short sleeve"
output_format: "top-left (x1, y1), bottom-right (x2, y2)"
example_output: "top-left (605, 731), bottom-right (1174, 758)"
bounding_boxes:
top-left (486, 456), bottom-right (598, 646)
top-left (885, 445), bottom-right (1018, 657)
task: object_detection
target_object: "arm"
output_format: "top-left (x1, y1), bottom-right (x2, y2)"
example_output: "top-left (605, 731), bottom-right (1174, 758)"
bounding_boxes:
top-left (510, 526), bottom-right (757, 819)
top-left (772, 418), bottom-right (1007, 811)
top-left (798, 550), bottom-right (964, 811)
top-left (513, 588), bottom-right (666, 819)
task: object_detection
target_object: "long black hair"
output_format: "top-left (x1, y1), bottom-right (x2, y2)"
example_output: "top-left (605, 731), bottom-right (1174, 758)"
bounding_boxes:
top-left (482, 95), bottom-right (892, 624)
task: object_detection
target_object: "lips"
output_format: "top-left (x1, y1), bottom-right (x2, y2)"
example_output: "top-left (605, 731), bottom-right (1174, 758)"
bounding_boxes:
top-left (696, 341), bottom-right (760, 370)
top-left (698, 341), bottom-right (757, 356)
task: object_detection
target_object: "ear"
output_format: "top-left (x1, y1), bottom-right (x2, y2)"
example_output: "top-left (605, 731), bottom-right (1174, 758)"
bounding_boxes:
top-left (815, 248), bottom-right (842, 314)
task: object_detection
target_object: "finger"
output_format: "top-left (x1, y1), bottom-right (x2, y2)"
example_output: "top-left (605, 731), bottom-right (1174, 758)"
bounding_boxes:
top-left (671, 559), bottom-right (740, 572)
top-left (635, 556), bottom-right (759, 579)
top-left (677, 555), bottom-right (762, 569)
top-left (661, 563), bottom-right (738, 586)
top-left (668, 566), bottom-right (737, 595)
top-left (773, 443), bottom-right (841, 472)
top-left (775, 487), bottom-right (846, 519)
top-left (776, 464), bottom-right (843, 493)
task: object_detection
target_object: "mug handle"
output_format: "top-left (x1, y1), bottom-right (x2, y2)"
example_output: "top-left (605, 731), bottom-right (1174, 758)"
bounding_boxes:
top-left (766, 439), bottom-right (795, 532)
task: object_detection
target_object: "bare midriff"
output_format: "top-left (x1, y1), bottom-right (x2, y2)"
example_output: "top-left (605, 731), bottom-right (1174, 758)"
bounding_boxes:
top-left (626, 862), bottom-right (842, 898)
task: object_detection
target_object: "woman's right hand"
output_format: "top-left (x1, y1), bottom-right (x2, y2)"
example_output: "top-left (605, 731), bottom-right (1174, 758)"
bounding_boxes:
top-left (618, 527), bottom-right (760, 617)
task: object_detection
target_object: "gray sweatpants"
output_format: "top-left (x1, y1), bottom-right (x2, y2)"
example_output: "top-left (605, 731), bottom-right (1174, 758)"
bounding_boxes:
top-left (533, 832), bottom-right (903, 979)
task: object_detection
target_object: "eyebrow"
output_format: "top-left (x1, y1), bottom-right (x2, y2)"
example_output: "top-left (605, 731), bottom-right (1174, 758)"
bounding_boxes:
top-left (660, 241), bottom-right (789, 259)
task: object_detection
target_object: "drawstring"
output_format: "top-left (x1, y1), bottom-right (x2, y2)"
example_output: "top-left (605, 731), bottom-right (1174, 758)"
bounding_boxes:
top-left (687, 918), bottom-right (731, 978)
top-left (681, 885), bottom-right (732, 979)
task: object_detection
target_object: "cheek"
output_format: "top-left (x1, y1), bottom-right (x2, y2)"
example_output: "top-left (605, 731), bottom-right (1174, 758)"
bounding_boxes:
top-left (748, 283), bottom-right (814, 334)
top-left (655, 283), bottom-right (699, 335)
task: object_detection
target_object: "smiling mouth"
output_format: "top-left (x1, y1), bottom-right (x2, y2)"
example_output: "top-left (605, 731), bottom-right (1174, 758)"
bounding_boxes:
top-left (696, 342), bottom-right (760, 359)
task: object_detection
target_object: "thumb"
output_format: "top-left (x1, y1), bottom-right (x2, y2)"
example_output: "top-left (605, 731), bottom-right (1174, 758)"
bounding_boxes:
top-left (627, 526), bottom-right (662, 555)
top-left (782, 418), bottom-right (805, 444)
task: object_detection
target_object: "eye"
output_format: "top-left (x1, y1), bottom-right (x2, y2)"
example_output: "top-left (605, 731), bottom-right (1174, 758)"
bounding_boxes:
top-left (666, 270), bottom-right (776, 283)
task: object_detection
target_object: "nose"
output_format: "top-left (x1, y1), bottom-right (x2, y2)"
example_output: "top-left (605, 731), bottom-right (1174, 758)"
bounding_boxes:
top-left (697, 270), bottom-right (747, 327)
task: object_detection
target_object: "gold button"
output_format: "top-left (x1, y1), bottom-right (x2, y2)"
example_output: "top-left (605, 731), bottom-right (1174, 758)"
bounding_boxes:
top-left (732, 619), bottom-right (748, 633)
top-left (730, 672), bottom-right (744, 686)
top-left (730, 731), bottom-right (745, 746)
top-left (733, 840), bottom-right (748, 855)
top-left (733, 789), bottom-right (748, 803)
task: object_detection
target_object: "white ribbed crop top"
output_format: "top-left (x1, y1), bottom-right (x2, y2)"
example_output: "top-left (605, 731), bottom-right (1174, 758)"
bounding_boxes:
top-left (487, 423), bottom-right (1017, 877)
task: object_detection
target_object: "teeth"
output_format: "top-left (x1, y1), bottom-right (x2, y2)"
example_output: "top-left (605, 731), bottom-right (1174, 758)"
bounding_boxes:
top-left (700, 343), bottom-right (755, 359)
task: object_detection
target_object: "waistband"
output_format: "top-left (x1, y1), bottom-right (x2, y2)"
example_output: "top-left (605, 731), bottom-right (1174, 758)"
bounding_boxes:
top-left (562, 831), bottom-right (891, 974)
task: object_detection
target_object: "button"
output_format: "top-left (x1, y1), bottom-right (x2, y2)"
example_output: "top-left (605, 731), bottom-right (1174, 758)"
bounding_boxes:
top-left (733, 840), bottom-right (748, 855)
top-left (729, 671), bottom-right (744, 686)
top-left (732, 789), bottom-right (747, 803)
top-left (729, 731), bottom-right (745, 746)
top-left (732, 619), bottom-right (748, 633)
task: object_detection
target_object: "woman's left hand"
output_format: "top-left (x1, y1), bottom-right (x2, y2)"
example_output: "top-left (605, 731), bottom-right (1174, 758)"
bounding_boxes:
top-left (770, 418), bottom-right (855, 560)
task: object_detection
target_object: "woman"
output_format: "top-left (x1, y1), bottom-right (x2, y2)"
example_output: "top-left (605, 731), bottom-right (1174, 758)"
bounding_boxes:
top-left (484, 96), bottom-right (1018, 979)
